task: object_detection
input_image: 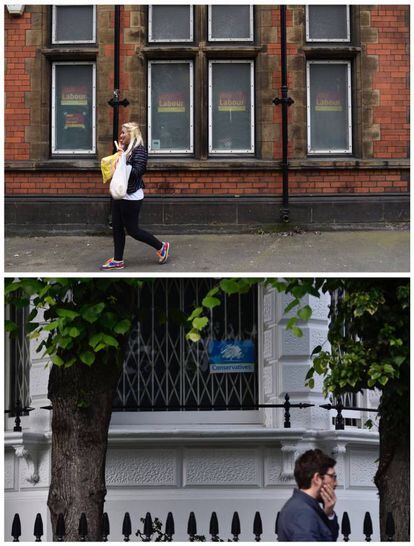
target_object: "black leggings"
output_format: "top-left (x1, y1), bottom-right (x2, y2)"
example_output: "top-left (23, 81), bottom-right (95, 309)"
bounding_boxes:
top-left (112, 199), bottom-right (162, 261)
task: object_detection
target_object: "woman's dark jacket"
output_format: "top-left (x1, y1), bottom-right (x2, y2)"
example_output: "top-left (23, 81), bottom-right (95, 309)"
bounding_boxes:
top-left (126, 145), bottom-right (147, 194)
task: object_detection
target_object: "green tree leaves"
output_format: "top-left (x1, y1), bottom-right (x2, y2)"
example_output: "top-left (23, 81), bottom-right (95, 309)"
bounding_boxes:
top-left (5, 278), bottom-right (143, 373)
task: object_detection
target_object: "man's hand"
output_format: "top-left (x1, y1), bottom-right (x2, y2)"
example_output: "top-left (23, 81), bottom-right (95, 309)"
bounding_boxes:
top-left (320, 483), bottom-right (336, 517)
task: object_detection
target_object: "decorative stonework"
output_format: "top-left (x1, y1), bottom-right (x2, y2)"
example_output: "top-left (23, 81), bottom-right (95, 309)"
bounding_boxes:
top-left (330, 443), bottom-right (347, 488)
top-left (263, 328), bottom-right (276, 360)
top-left (184, 449), bottom-right (261, 486)
top-left (263, 291), bottom-right (276, 324)
top-left (263, 365), bottom-right (273, 397)
top-left (5, 450), bottom-right (15, 490)
top-left (106, 449), bottom-right (178, 487)
top-left (15, 442), bottom-right (50, 488)
top-left (348, 448), bottom-right (378, 488)
top-left (279, 443), bottom-right (298, 482)
top-left (30, 363), bottom-right (50, 398)
top-left (264, 448), bottom-right (283, 486)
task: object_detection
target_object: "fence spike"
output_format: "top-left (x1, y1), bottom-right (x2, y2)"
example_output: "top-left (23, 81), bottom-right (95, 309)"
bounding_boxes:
top-left (385, 512), bottom-right (395, 541)
top-left (122, 512), bottom-right (131, 541)
top-left (143, 512), bottom-right (153, 540)
top-left (231, 511), bottom-right (241, 541)
top-left (78, 512), bottom-right (88, 541)
top-left (275, 512), bottom-right (280, 537)
top-left (11, 513), bottom-right (21, 542)
top-left (165, 512), bottom-right (175, 540)
top-left (34, 513), bottom-right (43, 542)
top-left (56, 513), bottom-right (65, 541)
top-left (341, 512), bottom-right (351, 542)
top-left (102, 512), bottom-right (110, 541)
top-left (209, 511), bottom-right (219, 540)
top-left (253, 511), bottom-right (263, 541)
top-left (187, 512), bottom-right (197, 541)
top-left (363, 512), bottom-right (373, 542)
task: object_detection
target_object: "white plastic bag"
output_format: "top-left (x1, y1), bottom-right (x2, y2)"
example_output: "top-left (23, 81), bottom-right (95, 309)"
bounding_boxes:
top-left (110, 152), bottom-right (132, 200)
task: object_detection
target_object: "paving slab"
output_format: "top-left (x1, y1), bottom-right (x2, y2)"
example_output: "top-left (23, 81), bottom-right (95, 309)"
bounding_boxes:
top-left (5, 230), bottom-right (409, 273)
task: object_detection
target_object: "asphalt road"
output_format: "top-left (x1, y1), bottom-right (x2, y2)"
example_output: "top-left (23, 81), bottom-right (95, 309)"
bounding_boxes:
top-left (5, 229), bottom-right (409, 273)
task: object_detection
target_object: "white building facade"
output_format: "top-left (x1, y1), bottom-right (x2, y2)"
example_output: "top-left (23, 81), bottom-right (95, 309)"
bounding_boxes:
top-left (5, 282), bottom-right (380, 541)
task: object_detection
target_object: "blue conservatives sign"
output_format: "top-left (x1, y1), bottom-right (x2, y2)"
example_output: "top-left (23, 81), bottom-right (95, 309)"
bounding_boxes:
top-left (208, 340), bottom-right (255, 373)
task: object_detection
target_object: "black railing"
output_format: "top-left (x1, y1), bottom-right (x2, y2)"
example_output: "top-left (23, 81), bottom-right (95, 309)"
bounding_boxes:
top-left (11, 510), bottom-right (395, 542)
top-left (6, 394), bottom-right (378, 432)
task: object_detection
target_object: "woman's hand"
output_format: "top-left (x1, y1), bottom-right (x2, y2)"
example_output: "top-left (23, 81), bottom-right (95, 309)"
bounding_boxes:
top-left (114, 140), bottom-right (124, 153)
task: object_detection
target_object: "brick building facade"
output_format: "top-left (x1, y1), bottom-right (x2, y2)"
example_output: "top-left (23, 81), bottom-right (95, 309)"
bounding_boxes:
top-left (4, 5), bottom-right (410, 233)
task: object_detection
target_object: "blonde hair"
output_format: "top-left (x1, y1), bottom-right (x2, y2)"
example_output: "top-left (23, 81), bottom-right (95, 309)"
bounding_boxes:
top-left (122, 122), bottom-right (144, 157)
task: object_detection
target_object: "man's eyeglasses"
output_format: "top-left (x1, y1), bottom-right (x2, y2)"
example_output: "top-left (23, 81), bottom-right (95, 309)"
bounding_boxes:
top-left (323, 472), bottom-right (338, 480)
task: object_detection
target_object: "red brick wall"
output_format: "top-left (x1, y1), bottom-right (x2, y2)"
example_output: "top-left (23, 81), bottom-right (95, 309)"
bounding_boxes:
top-left (4, 10), bottom-right (35, 160)
top-left (6, 169), bottom-right (408, 195)
top-left (4, 6), bottom-right (410, 198)
top-left (369, 6), bottom-right (409, 158)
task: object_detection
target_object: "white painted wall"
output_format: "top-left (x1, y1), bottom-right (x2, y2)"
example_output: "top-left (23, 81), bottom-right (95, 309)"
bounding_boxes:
top-left (4, 287), bottom-right (380, 541)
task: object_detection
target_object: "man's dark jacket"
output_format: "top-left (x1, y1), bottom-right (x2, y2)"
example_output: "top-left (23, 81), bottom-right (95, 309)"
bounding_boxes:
top-left (277, 489), bottom-right (339, 541)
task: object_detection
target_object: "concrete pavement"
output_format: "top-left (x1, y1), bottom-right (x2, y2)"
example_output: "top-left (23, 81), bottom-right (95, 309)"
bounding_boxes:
top-left (5, 229), bottom-right (409, 273)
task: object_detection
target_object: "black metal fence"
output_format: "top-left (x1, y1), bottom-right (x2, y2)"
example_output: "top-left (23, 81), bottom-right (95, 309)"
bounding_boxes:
top-left (7, 393), bottom-right (378, 432)
top-left (11, 509), bottom-right (395, 542)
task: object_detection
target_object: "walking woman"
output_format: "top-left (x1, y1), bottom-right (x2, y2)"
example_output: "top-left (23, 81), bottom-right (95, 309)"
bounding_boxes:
top-left (101, 122), bottom-right (169, 270)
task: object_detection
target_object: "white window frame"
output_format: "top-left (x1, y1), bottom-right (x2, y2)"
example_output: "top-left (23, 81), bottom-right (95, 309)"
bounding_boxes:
top-left (208, 60), bottom-right (255, 155)
top-left (111, 284), bottom-right (264, 427)
top-left (51, 62), bottom-right (96, 155)
top-left (208, 5), bottom-right (254, 42)
top-left (306, 5), bottom-right (351, 43)
top-left (306, 60), bottom-right (352, 155)
top-left (52, 5), bottom-right (96, 45)
top-left (148, 5), bottom-right (194, 43)
top-left (148, 60), bottom-right (194, 155)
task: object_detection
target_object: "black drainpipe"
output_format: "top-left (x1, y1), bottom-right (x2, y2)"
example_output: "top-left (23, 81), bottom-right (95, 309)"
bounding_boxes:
top-left (273, 5), bottom-right (294, 223)
top-left (108, 5), bottom-right (129, 153)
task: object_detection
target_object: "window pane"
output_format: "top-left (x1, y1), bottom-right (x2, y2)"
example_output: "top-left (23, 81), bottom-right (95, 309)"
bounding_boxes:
top-left (54, 6), bottom-right (94, 42)
top-left (308, 6), bottom-right (349, 41)
top-left (309, 63), bottom-right (350, 152)
top-left (150, 62), bottom-right (192, 152)
top-left (114, 279), bottom-right (258, 411)
top-left (211, 62), bottom-right (253, 153)
top-left (150, 5), bottom-right (192, 41)
top-left (54, 65), bottom-right (94, 152)
top-left (210, 5), bottom-right (252, 40)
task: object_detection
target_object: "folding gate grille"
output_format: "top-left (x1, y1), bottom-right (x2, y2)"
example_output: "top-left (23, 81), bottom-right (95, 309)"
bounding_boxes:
top-left (9, 306), bottom-right (31, 414)
top-left (114, 279), bottom-right (258, 411)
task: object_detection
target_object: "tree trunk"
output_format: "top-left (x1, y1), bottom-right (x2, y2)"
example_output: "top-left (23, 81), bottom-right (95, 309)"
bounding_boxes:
top-left (47, 362), bottom-right (121, 541)
top-left (375, 393), bottom-right (410, 541)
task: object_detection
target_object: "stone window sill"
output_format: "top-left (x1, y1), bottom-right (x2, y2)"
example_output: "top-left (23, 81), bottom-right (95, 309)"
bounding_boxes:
top-left (140, 45), bottom-right (263, 60)
top-left (41, 47), bottom-right (98, 60)
top-left (302, 46), bottom-right (362, 59)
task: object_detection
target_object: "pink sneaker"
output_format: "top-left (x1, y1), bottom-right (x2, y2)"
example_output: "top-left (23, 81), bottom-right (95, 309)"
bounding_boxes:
top-left (156, 242), bottom-right (170, 264)
top-left (100, 258), bottom-right (125, 271)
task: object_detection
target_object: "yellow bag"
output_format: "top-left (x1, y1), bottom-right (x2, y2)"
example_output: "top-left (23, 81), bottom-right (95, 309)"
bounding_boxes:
top-left (101, 152), bottom-right (121, 184)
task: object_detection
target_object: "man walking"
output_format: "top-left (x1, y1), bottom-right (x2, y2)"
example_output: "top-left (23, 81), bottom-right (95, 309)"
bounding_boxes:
top-left (277, 449), bottom-right (339, 541)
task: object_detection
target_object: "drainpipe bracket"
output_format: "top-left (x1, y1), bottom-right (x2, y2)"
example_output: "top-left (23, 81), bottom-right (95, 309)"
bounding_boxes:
top-left (272, 96), bottom-right (294, 107)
